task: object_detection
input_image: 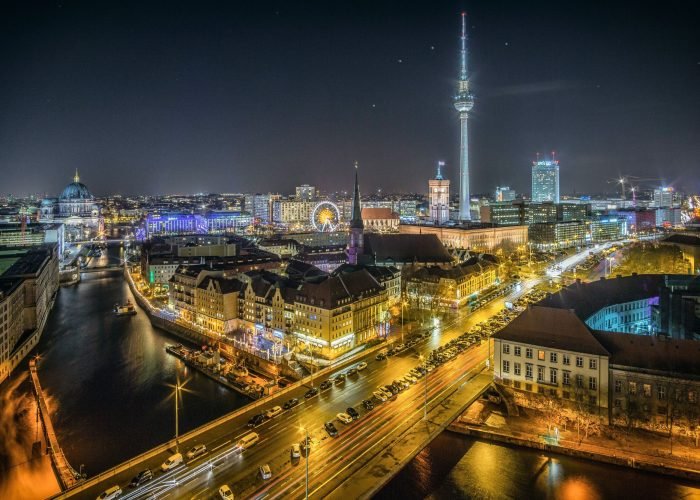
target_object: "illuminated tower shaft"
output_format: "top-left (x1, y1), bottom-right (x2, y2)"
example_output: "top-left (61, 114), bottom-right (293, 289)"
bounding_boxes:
top-left (454, 12), bottom-right (474, 221)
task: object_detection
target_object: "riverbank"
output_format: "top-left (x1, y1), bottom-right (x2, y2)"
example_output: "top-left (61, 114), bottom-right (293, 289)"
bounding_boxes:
top-left (448, 401), bottom-right (700, 482)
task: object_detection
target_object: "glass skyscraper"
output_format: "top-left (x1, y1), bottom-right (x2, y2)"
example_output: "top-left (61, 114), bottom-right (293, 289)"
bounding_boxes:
top-left (531, 160), bottom-right (560, 203)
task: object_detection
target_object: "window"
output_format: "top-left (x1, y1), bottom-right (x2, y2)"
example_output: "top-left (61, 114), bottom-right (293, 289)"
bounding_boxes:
top-left (526, 348), bottom-right (533, 359)
top-left (537, 366), bottom-right (545, 383)
top-left (576, 374), bottom-right (584, 388)
top-left (689, 391), bottom-right (697, 403)
top-left (658, 386), bottom-right (666, 400)
top-left (614, 398), bottom-right (622, 408)
top-left (550, 368), bottom-right (557, 385)
top-left (514, 381), bottom-right (521, 389)
top-left (525, 383), bottom-right (532, 392)
top-left (615, 380), bottom-right (622, 393)
top-left (563, 371), bottom-right (570, 386)
top-left (563, 391), bottom-right (570, 399)
top-left (643, 384), bottom-right (651, 398)
top-left (589, 358), bottom-right (597, 370)
top-left (538, 350), bottom-right (545, 361)
top-left (658, 406), bottom-right (668, 416)
top-left (514, 362), bottom-right (521, 376)
top-left (525, 363), bottom-right (533, 379)
top-left (563, 354), bottom-right (570, 366)
top-left (502, 360), bottom-right (510, 373)
top-left (503, 344), bottom-right (510, 355)
top-left (576, 356), bottom-right (583, 368)
top-left (514, 346), bottom-right (521, 357)
top-left (629, 382), bottom-right (637, 395)
top-left (590, 395), bottom-right (597, 406)
top-left (589, 377), bottom-right (597, 390)
top-left (550, 352), bottom-right (558, 363)
top-left (538, 386), bottom-right (545, 394)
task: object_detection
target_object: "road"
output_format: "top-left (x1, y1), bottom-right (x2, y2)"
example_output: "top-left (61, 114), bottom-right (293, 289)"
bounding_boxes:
top-left (75, 275), bottom-right (534, 500)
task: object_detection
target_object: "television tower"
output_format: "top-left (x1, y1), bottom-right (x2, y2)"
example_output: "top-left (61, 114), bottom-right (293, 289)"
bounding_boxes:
top-left (454, 12), bottom-right (474, 221)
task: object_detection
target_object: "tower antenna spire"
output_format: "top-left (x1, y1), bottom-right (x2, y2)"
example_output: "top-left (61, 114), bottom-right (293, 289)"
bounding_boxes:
top-left (460, 12), bottom-right (467, 81)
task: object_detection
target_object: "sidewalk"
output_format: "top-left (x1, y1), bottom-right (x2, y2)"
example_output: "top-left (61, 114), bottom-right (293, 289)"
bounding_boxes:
top-left (449, 403), bottom-right (700, 482)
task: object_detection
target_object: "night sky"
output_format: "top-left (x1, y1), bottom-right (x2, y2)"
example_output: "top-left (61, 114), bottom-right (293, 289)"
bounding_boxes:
top-left (1, 1), bottom-right (699, 197)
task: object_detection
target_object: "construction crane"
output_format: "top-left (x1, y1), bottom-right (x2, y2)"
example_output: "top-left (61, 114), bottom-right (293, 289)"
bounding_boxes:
top-left (607, 175), bottom-right (666, 205)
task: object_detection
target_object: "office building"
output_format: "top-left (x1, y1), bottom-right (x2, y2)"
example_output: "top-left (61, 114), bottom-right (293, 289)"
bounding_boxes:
top-left (495, 186), bottom-right (516, 202)
top-left (295, 185), bottom-right (316, 201)
top-left (531, 159), bottom-right (560, 203)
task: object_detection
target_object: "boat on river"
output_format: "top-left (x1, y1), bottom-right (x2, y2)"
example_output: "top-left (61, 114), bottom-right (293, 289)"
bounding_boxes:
top-left (114, 300), bottom-right (137, 316)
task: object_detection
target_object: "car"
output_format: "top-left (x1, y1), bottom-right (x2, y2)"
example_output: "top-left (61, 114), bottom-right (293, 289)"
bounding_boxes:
top-left (129, 468), bottom-right (153, 488)
top-left (248, 414), bottom-right (265, 427)
top-left (97, 485), bottom-right (122, 500)
top-left (357, 361), bottom-right (368, 371)
top-left (347, 407), bottom-right (360, 419)
top-left (304, 387), bottom-right (319, 399)
top-left (290, 443), bottom-right (301, 459)
top-left (219, 485), bottom-right (234, 499)
top-left (259, 464), bottom-right (272, 480)
top-left (375, 353), bottom-right (387, 361)
top-left (186, 444), bottom-right (207, 460)
top-left (391, 381), bottom-right (403, 392)
top-left (265, 406), bottom-right (282, 419)
top-left (395, 343), bottom-right (405, 351)
top-left (161, 452), bottom-right (183, 471)
top-left (335, 372), bottom-right (347, 382)
top-left (347, 367), bottom-right (358, 376)
top-left (362, 399), bottom-right (374, 410)
top-left (337, 412), bottom-right (353, 424)
top-left (283, 398), bottom-right (300, 410)
top-left (319, 380), bottom-right (332, 391)
top-left (325, 421), bottom-right (339, 437)
top-left (384, 384), bottom-right (398, 395)
top-left (373, 390), bottom-right (388, 402)
top-left (379, 387), bottom-right (393, 398)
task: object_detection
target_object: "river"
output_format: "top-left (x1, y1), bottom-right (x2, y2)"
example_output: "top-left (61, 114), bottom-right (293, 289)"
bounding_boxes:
top-left (1, 245), bottom-right (699, 499)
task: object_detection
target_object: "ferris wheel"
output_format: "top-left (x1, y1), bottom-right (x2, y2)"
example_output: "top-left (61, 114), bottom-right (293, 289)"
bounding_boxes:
top-left (311, 201), bottom-right (341, 232)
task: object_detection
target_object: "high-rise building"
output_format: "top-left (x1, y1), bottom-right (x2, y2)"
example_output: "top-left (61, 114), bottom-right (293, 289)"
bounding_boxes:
top-left (295, 184), bottom-right (316, 201)
top-left (495, 186), bottom-right (516, 202)
top-left (454, 13), bottom-right (475, 221)
top-left (531, 158), bottom-right (560, 203)
top-left (429, 161), bottom-right (450, 225)
top-left (653, 187), bottom-right (674, 208)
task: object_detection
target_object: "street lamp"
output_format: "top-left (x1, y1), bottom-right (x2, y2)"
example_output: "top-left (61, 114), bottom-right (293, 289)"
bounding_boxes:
top-left (299, 425), bottom-right (309, 499)
top-left (400, 299), bottom-right (408, 343)
top-left (419, 354), bottom-right (428, 420)
top-left (174, 379), bottom-right (181, 453)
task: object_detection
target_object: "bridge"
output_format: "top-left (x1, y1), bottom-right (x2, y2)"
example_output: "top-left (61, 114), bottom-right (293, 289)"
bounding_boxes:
top-left (29, 359), bottom-right (82, 490)
top-left (52, 298), bottom-right (506, 499)
top-left (80, 264), bottom-right (125, 274)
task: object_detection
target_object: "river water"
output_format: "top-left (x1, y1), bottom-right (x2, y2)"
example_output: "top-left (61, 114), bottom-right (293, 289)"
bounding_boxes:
top-left (1, 246), bottom-right (699, 499)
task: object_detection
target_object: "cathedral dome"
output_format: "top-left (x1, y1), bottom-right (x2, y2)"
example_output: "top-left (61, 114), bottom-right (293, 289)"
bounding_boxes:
top-left (59, 170), bottom-right (93, 200)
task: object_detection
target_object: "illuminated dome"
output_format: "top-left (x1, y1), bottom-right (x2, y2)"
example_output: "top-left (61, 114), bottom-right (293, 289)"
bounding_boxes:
top-left (59, 170), bottom-right (93, 200)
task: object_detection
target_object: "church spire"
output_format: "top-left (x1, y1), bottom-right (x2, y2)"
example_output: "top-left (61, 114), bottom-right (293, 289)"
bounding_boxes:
top-left (346, 162), bottom-right (364, 265)
top-left (74, 169), bottom-right (80, 183)
top-left (350, 161), bottom-right (363, 229)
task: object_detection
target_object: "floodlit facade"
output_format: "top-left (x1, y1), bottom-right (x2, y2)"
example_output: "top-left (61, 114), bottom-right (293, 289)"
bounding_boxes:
top-left (429, 162), bottom-right (450, 225)
top-left (531, 160), bottom-right (560, 203)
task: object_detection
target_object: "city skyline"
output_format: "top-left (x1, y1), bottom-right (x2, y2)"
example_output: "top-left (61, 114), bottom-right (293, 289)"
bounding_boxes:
top-left (1, 1), bottom-right (698, 197)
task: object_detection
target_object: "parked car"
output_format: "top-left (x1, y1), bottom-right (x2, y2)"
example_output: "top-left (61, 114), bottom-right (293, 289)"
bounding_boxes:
top-left (373, 390), bottom-right (387, 402)
top-left (259, 464), bottom-right (272, 480)
top-left (129, 469), bottom-right (153, 488)
top-left (97, 486), bottom-right (122, 500)
top-left (283, 398), bottom-right (300, 410)
top-left (347, 367), bottom-right (358, 376)
top-left (219, 485), bottom-right (234, 499)
top-left (362, 399), bottom-right (375, 410)
top-left (375, 353), bottom-right (387, 361)
top-left (347, 407), bottom-right (360, 419)
top-left (304, 387), bottom-right (319, 399)
top-left (357, 361), bottom-right (368, 371)
top-left (248, 414), bottom-right (265, 427)
top-left (186, 444), bottom-right (207, 460)
top-left (319, 380), bottom-right (332, 391)
top-left (337, 412), bottom-right (353, 424)
top-left (265, 406), bottom-right (282, 419)
top-left (325, 421), bottom-right (339, 437)
top-left (290, 443), bottom-right (301, 459)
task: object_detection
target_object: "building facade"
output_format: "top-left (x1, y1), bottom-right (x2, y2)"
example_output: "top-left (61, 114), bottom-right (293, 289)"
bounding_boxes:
top-left (531, 159), bottom-right (560, 204)
top-left (399, 224), bottom-right (528, 252)
top-left (429, 162), bottom-right (450, 225)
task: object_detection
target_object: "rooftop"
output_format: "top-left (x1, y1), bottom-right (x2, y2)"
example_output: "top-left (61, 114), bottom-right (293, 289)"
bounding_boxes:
top-left (593, 332), bottom-right (700, 377)
top-left (363, 233), bottom-right (453, 264)
top-left (0, 246), bottom-right (54, 278)
top-left (493, 306), bottom-right (610, 357)
top-left (361, 207), bottom-right (399, 220)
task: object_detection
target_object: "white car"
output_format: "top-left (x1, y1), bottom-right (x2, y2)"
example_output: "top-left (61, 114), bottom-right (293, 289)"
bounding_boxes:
top-left (96, 486), bottom-right (122, 500)
top-left (405, 375), bottom-right (417, 384)
top-left (260, 464), bottom-right (272, 480)
top-left (290, 443), bottom-right (301, 459)
top-left (357, 361), bottom-right (368, 371)
top-left (337, 412), bottom-right (353, 424)
top-left (265, 405), bottom-right (283, 419)
top-left (373, 390), bottom-right (388, 402)
top-left (219, 485), bottom-right (234, 499)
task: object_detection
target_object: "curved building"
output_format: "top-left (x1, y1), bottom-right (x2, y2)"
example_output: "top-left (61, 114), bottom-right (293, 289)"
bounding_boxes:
top-left (40, 170), bottom-right (102, 240)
